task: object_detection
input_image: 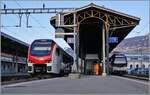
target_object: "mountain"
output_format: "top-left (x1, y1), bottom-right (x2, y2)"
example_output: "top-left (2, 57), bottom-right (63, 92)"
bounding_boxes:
top-left (113, 34), bottom-right (149, 53)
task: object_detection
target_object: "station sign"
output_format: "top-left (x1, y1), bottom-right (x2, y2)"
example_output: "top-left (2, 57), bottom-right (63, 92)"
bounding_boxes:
top-left (109, 37), bottom-right (118, 43)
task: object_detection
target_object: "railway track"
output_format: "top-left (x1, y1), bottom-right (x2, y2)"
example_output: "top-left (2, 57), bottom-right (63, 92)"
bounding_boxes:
top-left (122, 74), bottom-right (149, 81)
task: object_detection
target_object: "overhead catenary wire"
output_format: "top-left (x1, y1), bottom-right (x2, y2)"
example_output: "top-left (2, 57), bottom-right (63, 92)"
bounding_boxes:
top-left (14, 0), bottom-right (52, 33)
top-left (1, 10), bottom-right (50, 41)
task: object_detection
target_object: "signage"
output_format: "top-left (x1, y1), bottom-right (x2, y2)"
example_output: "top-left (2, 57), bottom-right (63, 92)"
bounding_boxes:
top-left (109, 37), bottom-right (118, 43)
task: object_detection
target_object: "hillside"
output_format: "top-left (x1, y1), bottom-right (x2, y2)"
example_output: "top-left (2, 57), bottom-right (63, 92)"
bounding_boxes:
top-left (114, 35), bottom-right (149, 53)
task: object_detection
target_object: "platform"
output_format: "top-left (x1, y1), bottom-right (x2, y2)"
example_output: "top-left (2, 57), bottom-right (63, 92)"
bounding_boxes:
top-left (2, 75), bottom-right (149, 94)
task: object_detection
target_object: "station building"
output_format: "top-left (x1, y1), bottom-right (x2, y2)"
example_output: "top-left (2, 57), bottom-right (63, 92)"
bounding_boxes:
top-left (50, 3), bottom-right (140, 75)
top-left (126, 53), bottom-right (150, 74)
top-left (1, 32), bottom-right (29, 76)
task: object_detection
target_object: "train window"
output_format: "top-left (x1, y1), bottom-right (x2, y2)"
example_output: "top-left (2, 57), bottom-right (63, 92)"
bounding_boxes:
top-left (30, 45), bottom-right (51, 57)
top-left (114, 57), bottom-right (126, 64)
top-left (130, 64), bottom-right (133, 69)
top-left (130, 57), bottom-right (138, 61)
top-left (127, 57), bottom-right (131, 61)
top-left (142, 64), bottom-right (145, 69)
top-left (143, 56), bottom-right (149, 62)
top-left (136, 64), bottom-right (139, 69)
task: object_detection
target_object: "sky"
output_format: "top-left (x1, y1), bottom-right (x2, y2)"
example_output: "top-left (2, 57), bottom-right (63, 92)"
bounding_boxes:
top-left (1, 0), bottom-right (149, 44)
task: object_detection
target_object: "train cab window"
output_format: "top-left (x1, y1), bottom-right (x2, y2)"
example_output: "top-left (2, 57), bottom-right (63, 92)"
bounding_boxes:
top-left (130, 64), bottom-right (133, 69)
top-left (114, 57), bottom-right (126, 64)
top-left (30, 40), bottom-right (52, 57)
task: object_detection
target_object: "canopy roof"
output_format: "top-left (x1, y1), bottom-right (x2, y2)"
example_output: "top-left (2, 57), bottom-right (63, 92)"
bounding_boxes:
top-left (50, 3), bottom-right (140, 58)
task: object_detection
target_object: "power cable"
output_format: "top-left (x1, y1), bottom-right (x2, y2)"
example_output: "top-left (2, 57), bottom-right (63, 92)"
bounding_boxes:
top-left (14, 0), bottom-right (54, 38)
top-left (14, 0), bottom-right (51, 32)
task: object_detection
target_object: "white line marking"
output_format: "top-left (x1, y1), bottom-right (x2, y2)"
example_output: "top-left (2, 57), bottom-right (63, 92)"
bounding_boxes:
top-left (2, 77), bottom-right (63, 88)
top-left (112, 76), bottom-right (150, 86)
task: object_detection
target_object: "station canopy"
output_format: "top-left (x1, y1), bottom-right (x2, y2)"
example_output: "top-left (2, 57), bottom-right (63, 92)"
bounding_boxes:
top-left (50, 3), bottom-right (140, 59)
top-left (1, 32), bottom-right (29, 57)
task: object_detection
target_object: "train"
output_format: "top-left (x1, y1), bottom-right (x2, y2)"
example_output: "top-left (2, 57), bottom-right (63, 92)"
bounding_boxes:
top-left (109, 53), bottom-right (127, 75)
top-left (27, 39), bottom-right (73, 75)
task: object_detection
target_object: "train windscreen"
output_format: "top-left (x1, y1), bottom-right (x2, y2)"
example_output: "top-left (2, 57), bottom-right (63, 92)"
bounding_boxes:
top-left (30, 40), bottom-right (52, 57)
top-left (114, 57), bottom-right (127, 64)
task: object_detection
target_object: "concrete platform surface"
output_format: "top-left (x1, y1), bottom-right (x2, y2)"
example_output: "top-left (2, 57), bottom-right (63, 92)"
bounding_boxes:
top-left (1, 75), bottom-right (149, 94)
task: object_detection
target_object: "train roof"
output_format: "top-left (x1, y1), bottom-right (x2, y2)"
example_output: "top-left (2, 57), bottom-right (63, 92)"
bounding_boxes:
top-left (53, 38), bottom-right (74, 58)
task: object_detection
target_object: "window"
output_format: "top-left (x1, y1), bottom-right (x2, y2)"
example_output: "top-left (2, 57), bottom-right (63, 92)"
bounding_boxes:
top-left (130, 64), bottom-right (133, 69)
top-left (148, 64), bottom-right (150, 68)
top-left (143, 56), bottom-right (149, 62)
top-left (136, 64), bottom-right (139, 68)
top-left (142, 64), bottom-right (145, 69)
top-left (30, 40), bottom-right (52, 57)
top-left (130, 57), bottom-right (138, 61)
top-left (114, 57), bottom-right (126, 64)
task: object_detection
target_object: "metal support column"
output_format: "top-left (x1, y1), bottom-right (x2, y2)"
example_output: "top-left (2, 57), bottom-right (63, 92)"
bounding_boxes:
top-left (76, 25), bottom-right (79, 72)
top-left (72, 12), bottom-right (78, 73)
top-left (102, 24), bottom-right (106, 77)
top-left (81, 59), bottom-right (83, 74)
top-left (25, 13), bottom-right (31, 28)
top-left (106, 25), bottom-right (110, 75)
top-left (84, 59), bottom-right (86, 74)
top-left (17, 13), bottom-right (23, 27)
top-left (15, 56), bottom-right (18, 74)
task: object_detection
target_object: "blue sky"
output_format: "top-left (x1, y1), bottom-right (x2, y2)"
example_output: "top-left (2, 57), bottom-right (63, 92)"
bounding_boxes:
top-left (1, 0), bottom-right (149, 44)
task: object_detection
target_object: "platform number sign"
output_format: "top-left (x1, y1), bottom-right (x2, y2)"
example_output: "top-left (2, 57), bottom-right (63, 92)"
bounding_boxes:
top-left (109, 37), bottom-right (118, 43)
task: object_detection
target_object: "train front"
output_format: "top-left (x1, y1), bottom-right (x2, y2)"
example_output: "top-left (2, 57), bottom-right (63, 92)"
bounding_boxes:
top-left (110, 54), bottom-right (128, 75)
top-left (27, 39), bottom-right (53, 74)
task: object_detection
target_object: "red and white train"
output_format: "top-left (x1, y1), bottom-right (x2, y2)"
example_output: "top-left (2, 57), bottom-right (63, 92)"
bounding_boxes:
top-left (27, 39), bottom-right (73, 75)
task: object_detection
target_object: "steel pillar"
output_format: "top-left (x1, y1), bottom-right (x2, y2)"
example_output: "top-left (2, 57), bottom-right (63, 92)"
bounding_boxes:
top-left (18, 13), bottom-right (23, 27)
top-left (81, 59), bottom-right (84, 74)
top-left (106, 25), bottom-right (110, 75)
top-left (102, 24), bottom-right (106, 77)
top-left (84, 59), bottom-right (86, 74)
top-left (72, 12), bottom-right (79, 73)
